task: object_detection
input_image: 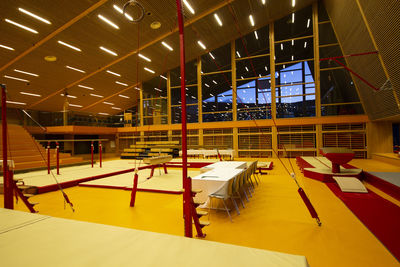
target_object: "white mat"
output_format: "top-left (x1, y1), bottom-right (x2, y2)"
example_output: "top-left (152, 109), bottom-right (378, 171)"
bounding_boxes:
top-left (333, 176), bottom-right (368, 193)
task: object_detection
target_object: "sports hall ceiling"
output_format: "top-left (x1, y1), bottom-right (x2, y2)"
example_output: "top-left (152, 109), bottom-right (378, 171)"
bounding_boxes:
top-left (0, 0), bottom-right (315, 116)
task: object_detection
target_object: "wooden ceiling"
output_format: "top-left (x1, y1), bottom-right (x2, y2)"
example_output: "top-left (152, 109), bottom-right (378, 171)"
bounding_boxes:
top-left (0, 0), bottom-right (315, 116)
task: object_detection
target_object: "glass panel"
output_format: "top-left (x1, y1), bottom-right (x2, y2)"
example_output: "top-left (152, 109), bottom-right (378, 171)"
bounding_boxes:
top-left (320, 45), bottom-right (346, 69)
top-left (275, 61), bottom-right (315, 86)
top-left (274, 6), bottom-right (313, 41)
top-left (236, 56), bottom-right (270, 79)
top-left (322, 104), bottom-right (364, 116)
top-left (143, 116), bottom-right (168, 125)
top-left (171, 85), bottom-right (198, 105)
top-left (320, 68), bottom-right (361, 104)
top-left (170, 60), bottom-right (197, 87)
top-left (201, 44), bottom-right (231, 73)
top-left (319, 22), bottom-right (337, 45)
top-left (275, 38), bottom-right (313, 63)
top-left (237, 77), bottom-right (271, 120)
top-left (142, 75), bottom-right (167, 97)
top-left (202, 72), bottom-right (232, 120)
top-left (318, 2), bottom-right (330, 22)
top-left (276, 95), bottom-right (316, 118)
top-left (235, 25), bottom-right (269, 58)
top-left (203, 112), bottom-right (233, 123)
top-left (171, 105), bottom-right (198, 124)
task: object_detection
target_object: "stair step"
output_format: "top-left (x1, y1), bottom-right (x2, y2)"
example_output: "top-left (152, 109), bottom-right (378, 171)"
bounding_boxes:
top-left (23, 194), bottom-right (35, 198)
top-left (196, 210), bottom-right (208, 217)
top-left (29, 202), bottom-right (39, 206)
top-left (193, 201), bottom-right (205, 207)
top-left (199, 220), bottom-right (210, 228)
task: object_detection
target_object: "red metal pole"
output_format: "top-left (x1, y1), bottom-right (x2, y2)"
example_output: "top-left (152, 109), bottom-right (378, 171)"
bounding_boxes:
top-left (99, 141), bottom-right (102, 168)
top-left (47, 141), bottom-right (50, 174)
top-left (56, 142), bottom-right (60, 175)
top-left (2, 84), bottom-right (13, 209)
top-left (91, 141), bottom-right (94, 168)
top-left (130, 172), bottom-right (139, 207)
top-left (175, 0), bottom-right (192, 238)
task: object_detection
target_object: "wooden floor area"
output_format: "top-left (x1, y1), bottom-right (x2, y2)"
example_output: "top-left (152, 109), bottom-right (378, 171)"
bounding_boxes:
top-left (1, 158), bottom-right (399, 267)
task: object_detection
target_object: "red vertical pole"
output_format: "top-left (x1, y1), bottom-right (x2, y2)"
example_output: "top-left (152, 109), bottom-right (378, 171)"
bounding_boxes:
top-left (1, 84), bottom-right (13, 209)
top-left (99, 141), bottom-right (102, 168)
top-left (91, 141), bottom-right (94, 168)
top-left (130, 172), bottom-right (139, 207)
top-left (47, 141), bottom-right (50, 174)
top-left (56, 142), bottom-right (60, 175)
top-left (175, 0), bottom-right (192, 238)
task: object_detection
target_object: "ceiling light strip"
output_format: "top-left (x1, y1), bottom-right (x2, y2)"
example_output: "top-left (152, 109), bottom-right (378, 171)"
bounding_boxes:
top-left (5, 19), bottom-right (38, 34)
top-left (90, 93), bottom-right (103, 98)
top-left (69, 104), bottom-right (83, 108)
top-left (197, 41), bottom-right (206, 50)
top-left (138, 53), bottom-right (151, 62)
top-left (6, 101), bottom-right (26, 105)
top-left (161, 41), bottom-right (173, 51)
top-left (115, 81), bottom-right (128, 86)
top-left (106, 70), bottom-right (121, 76)
top-left (14, 69), bottom-right (39, 77)
top-left (66, 65), bottom-right (85, 73)
top-left (100, 46), bottom-right (118, 56)
top-left (118, 94), bottom-right (130, 98)
top-left (20, 92), bottom-right (41, 97)
top-left (18, 8), bottom-right (51, 24)
top-left (183, 0), bottom-right (195, 14)
top-left (3, 75), bottom-right (29, 82)
top-left (214, 14), bottom-right (222, 26)
top-left (144, 67), bottom-right (155, 73)
top-left (78, 84), bottom-right (94, 90)
top-left (58, 40), bottom-right (81, 52)
top-left (0, 44), bottom-right (15, 51)
top-left (98, 14), bottom-right (119, 29)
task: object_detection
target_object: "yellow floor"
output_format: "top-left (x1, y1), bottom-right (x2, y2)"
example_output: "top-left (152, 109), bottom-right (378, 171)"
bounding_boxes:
top-left (1, 158), bottom-right (399, 267)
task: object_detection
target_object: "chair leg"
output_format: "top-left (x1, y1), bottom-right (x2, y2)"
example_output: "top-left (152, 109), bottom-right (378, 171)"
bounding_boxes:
top-left (222, 199), bottom-right (232, 222)
top-left (242, 188), bottom-right (249, 202)
top-left (252, 173), bottom-right (259, 185)
top-left (236, 192), bottom-right (245, 208)
top-left (231, 197), bottom-right (240, 215)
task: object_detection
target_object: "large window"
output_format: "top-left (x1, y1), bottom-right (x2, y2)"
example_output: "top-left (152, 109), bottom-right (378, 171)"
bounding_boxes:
top-left (142, 75), bottom-right (168, 125)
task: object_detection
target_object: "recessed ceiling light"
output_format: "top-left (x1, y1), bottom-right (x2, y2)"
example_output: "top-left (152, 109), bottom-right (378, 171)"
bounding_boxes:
top-left (150, 21), bottom-right (161, 29)
top-left (118, 94), bottom-right (130, 98)
top-left (65, 65), bottom-right (85, 73)
top-left (262, 0), bottom-right (266, 4)
top-left (78, 84), bottom-right (94, 90)
top-left (115, 81), bottom-right (128, 86)
top-left (197, 41), bottom-right (206, 50)
top-left (69, 103), bottom-right (83, 108)
top-left (138, 53), bottom-right (151, 62)
top-left (100, 46), bottom-right (118, 56)
top-left (20, 92), bottom-right (41, 97)
top-left (214, 14), bottom-right (222, 26)
top-left (292, 0), bottom-right (296, 7)
top-left (98, 112), bottom-right (109, 116)
top-left (6, 101), bottom-right (26, 105)
top-left (183, 0), bottom-right (195, 14)
top-left (112, 107), bottom-right (122, 110)
top-left (144, 67), bottom-right (155, 74)
top-left (103, 102), bottom-right (114, 105)
top-left (98, 14), bottom-right (119, 29)
top-left (14, 69), bottom-right (39, 77)
top-left (0, 44), bottom-right (15, 51)
top-left (3, 75), bottom-right (29, 82)
top-left (18, 8), bottom-right (51, 24)
top-left (160, 75), bottom-right (167, 80)
top-left (254, 31), bottom-right (258, 40)
top-left (57, 40), bottom-right (81, 52)
top-left (161, 41), bottom-right (173, 51)
top-left (209, 52), bottom-right (215, 59)
top-left (44, 55), bottom-right (57, 62)
top-left (5, 19), bottom-right (38, 34)
top-left (90, 93), bottom-right (104, 98)
top-left (112, 5), bottom-right (133, 21)
top-left (106, 70), bottom-right (121, 77)
top-left (249, 15), bottom-right (255, 27)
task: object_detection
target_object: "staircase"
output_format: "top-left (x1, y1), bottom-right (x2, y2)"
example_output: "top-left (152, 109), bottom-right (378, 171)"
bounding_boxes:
top-left (0, 124), bottom-right (86, 171)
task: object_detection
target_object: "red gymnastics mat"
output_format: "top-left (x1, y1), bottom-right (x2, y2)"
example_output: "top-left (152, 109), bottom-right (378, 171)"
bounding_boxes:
top-left (327, 182), bottom-right (400, 261)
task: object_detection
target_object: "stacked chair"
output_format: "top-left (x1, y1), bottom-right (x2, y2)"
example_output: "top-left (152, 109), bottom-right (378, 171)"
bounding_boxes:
top-left (208, 160), bottom-right (262, 222)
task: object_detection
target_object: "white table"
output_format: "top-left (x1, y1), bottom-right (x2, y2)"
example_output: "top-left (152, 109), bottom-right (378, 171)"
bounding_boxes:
top-left (0, 208), bottom-right (309, 267)
top-left (192, 168), bottom-right (245, 204)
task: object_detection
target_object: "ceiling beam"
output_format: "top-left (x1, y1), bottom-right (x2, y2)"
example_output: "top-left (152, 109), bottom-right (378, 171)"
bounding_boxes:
top-left (28, 0), bottom-right (234, 110)
top-left (0, 0), bottom-right (109, 73)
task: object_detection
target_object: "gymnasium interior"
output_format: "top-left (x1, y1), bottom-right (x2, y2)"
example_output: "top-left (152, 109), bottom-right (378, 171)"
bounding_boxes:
top-left (1, 0), bottom-right (400, 266)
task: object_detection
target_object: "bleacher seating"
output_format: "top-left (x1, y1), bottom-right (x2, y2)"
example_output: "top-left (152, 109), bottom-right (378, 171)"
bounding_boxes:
top-left (121, 140), bottom-right (180, 159)
top-left (0, 124), bottom-right (87, 171)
